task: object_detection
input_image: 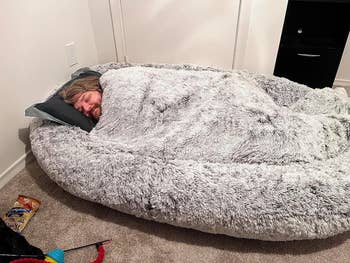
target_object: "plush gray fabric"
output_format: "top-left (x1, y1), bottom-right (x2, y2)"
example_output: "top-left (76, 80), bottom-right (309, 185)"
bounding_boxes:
top-left (29, 63), bottom-right (350, 241)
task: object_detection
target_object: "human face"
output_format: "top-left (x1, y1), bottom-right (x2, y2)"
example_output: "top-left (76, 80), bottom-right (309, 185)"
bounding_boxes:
top-left (73, 90), bottom-right (102, 120)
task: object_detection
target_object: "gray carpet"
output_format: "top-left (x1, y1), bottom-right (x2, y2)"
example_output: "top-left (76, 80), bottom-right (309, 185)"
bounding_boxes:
top-left (1, 158), bottom-right (350, 262)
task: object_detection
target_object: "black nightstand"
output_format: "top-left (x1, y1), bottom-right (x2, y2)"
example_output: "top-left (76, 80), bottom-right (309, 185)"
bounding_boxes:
top-left (274, 0), bottom-right (350, 88)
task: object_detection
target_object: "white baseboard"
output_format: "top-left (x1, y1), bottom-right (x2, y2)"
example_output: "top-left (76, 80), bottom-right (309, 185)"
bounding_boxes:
top-left (334, 78), bottom-right (350, 88)
top-left (0, 151), bottom-right (33, 189)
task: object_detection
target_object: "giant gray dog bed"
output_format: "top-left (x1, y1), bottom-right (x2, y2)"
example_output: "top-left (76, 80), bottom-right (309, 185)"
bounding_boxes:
top-left (29, 62), bottom-right (350, 241)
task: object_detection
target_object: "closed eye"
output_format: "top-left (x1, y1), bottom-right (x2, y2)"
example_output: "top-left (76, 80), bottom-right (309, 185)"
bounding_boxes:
top-left (73, 100), bottom-right (83, 112)
top-left (84, 94), bottom-right (91, 103)
top-left (74, 94), bottom-right (86, 112)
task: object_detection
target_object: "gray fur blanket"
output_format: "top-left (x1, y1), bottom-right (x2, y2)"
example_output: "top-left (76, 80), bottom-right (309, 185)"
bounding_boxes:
top-left (30, 63), bottom-right (350, 241)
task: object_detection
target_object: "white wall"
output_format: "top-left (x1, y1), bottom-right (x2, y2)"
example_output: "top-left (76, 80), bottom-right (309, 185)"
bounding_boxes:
top-left (335, 34), bottom-right (350, 86)
top-left (240, 0), bottom-right (288, 74)
top-left (110, 0), bottom-right (240, 70)
top-left (92, 0), bottom-right (283, 73)
top-left (106, 0), bottom-right (289, 74)
top-left (92, 0), bottom-right (348, 78)
top-left (0, 0), bottom-right (98, 184)
top-left (88, 0), bottom-right (117, 64)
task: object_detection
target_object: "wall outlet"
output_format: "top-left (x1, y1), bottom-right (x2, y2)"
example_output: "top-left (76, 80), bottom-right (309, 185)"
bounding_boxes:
top-left (65, 42), bottom-right (78, 67)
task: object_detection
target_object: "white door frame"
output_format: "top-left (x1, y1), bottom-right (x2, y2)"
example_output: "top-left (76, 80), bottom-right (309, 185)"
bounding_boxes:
top-left (109, 0), bottom-right (128, 62)
top-left (109, 0), bottom-right (252, 69)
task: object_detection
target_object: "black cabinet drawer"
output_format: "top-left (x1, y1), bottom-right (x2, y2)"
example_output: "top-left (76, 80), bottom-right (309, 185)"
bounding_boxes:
top-left (274, 0), bottom-right (350, 88)
top-left (274, 47), bottom-right (342, 88)
top-left (280, 1), bottom-right (349, 49)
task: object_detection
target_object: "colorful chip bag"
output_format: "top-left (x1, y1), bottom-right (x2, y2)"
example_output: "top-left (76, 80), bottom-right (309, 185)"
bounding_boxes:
top-left (2, 195), bottom-right (41, 232)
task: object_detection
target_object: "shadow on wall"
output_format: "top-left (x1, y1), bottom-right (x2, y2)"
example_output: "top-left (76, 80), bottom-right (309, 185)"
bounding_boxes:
top-left (18, 127), bottom-right (33, 166)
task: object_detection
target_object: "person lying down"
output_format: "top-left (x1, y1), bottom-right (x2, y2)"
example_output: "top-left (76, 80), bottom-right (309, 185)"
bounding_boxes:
top-left (59, 75), bottom-right (103, 120)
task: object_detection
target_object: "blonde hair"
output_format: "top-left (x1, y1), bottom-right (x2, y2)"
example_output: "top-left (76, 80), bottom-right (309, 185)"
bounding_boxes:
top-left (59, 75), bottom-right (101, 104)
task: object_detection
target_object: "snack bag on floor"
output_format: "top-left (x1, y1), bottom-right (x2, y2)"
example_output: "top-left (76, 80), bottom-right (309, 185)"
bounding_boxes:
top-left (2, 195), bottom-right (41, 232)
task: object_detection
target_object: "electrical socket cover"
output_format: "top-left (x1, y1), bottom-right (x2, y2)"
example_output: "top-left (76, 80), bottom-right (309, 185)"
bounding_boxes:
top-left (65, 42), bottom-right (78, 67)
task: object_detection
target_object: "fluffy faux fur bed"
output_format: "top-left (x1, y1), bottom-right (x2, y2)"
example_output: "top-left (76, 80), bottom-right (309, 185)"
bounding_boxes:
top-left (29, 63), bottom-right (350, 241)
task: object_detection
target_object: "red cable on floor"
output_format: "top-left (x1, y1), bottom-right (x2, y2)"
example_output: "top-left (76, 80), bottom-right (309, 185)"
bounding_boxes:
top-left (90, 245), bottom-right (105, 263)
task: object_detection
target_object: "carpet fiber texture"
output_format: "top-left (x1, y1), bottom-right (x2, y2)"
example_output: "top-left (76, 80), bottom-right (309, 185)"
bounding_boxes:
top-left (29, 63), bottom-right (350, 241)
